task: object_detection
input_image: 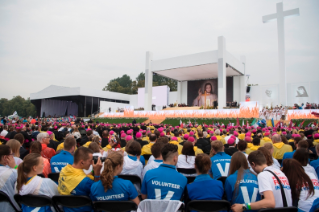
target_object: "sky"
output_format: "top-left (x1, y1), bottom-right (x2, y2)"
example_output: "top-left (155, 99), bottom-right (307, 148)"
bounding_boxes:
top-left (0, 0), bottom-right (318, 99)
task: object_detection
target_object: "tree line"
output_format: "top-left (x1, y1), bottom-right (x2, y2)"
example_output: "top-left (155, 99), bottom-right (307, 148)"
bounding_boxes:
top-left (102, 72), bottom-right (177, 94)
top-left (0, 96), bottom-right (37, 117)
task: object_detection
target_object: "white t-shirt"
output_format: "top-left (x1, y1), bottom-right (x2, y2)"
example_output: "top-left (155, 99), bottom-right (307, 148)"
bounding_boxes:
top-left (258, 166), bottom-right (292, 208)
top-left (176, 155), bottom-right (195, 169)
top-left (298, 172), bottom-right (319, 212)
top-left (272, 158), bottom-right (281, 169)
top-left (0, 130), bottom-right (8, 137)
top-left (303, 164), bottom-right (318, 180)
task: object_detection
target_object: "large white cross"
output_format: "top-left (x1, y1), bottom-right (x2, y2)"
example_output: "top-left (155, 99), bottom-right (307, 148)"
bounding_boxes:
top-left (262, 2), bottom-right (299, 106)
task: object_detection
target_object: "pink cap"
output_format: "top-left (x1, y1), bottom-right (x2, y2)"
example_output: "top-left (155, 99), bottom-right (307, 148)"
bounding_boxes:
top-left (245, 136), bottom-right (252, 142)
top-left (171, 137), bottom-right (178, 141)
top-left (158, 128), bottom-right (163, 133)
top-left (54, 126), bottom-right (57, 129)
top-left (121, 133), bottom-right (126, 138)
top-left (262, 128), bottom-right (266, 131)
top-left (207, 130), bottom-right (211, 133)
top-left (125, 135), bottom-right (133, 141)
top-left (188, 137), bottom-right (195, 142)
top-left (282, 131), bottom-right (287, 135)
top-left (233, 131), bottom-right (238, 136)
top-left (136, 132), bottom-right (142, 138)
top-left (211, 136), bottom-right (217, 141)
top-left (295, 134), bottom-right (301, 138)
top-left (183, 134), bottom-right (189, 140)
top-left (120, 130), bottom-right (124, 134)
top-left (231, 135), bottom-right (236, 140)
top-left (110, 130), bottom-right (114, 135)
top-left (160, 132), bottom-right (165, 137)
top-left (264, 132), bottom-right (270, 136)
top-left (314, 134), bottom-right (319, 139)
top-left (47, 131), bottom-right (53, 135)
top-left (189, 131), bottom-right (194, 136)
top-left (253, 129), bottom-right (257, 133)
top-left (228, 138), bottom-right (235, 145)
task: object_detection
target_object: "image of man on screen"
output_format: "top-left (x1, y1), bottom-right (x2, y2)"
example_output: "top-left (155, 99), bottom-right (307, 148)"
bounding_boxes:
top-left (192, 83), bottom-right (217, 107)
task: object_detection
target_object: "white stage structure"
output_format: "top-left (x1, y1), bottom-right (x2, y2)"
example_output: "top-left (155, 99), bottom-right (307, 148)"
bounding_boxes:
top-left (144, 36), bottom-right (247, 111)
top-left (262, 2), bottom-right (300, 106)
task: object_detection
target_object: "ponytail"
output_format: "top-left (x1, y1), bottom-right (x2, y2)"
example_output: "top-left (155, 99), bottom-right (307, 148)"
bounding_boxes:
top-left (16, 153), bottom-right (42, 194)
top-left (100, 151), bottom-right (123, 192)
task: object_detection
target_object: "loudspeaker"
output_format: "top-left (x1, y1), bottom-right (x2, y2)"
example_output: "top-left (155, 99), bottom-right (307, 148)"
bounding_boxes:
top-left (246, 86), bottom-right (251, 93)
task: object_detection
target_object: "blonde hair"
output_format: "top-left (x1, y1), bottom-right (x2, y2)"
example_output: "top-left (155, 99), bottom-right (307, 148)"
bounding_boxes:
top-left (100, 151), bottom-right (124, 192)
top-left (6, 139), bottom-right (20, 158)
top-left (263, 143), bottom-right (273, 151)
top-left (209, 140), bottom-right (223, 157)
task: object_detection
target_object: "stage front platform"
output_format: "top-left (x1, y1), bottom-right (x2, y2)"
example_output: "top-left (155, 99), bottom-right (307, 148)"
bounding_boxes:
top-left (163, 107), bottom-right (200, 111)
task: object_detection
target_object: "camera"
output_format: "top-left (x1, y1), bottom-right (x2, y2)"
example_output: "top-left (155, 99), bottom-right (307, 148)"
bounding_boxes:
top-left (93, 156), bottom-right (106, 164)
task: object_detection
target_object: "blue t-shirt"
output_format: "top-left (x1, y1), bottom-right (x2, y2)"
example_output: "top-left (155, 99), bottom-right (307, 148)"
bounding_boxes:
top-left (311, 159), bottom-right (319, 178)
top-left (225, 169), bottom-right (261, 212)
top-left (50, 150), bottom-right (74, 173)
top-left (90, 176), bottom-right (138, 201)
top-left (210, 152), bottom-right (231, 179)
top-left (141, 164), bottom-right (187, 200)
top-left (140, 155), bottom-right (145, 166)
top-left (187, 174), bottom-right (223, 201)
top-left (63, 177), bottom-right (94, 212)
top-left (282, 150), bottom-right (296, 165)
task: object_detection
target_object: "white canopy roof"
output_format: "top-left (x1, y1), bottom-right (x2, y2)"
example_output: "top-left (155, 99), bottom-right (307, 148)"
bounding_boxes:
top-left (30, 85), bottom-right (130, 101)
top-left (152, 50), bottom-right (244, 81)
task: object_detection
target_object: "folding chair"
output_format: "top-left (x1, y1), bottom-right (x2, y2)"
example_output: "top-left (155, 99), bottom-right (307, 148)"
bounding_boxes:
top-left (52, 195), bottom-right (93, 212)
top-left (217, 176), bottom-right (227, 186)
top-left (93, 201), bottom-right (137, 212)
top-left (14, 194), bottom-right (57, 211)
top-left (177, 168), bottom-right (197, 175)
top-left (0, 191), bottom-right (21, 212)
top-left (258, 207), bottom-right (298, 212)
top-left (186, 176), bottom-right (196, 184)
top-left (37, 173), bottom-right (45, 178)
top-left (309, 153), bottom-right (318, 161)
top-left (118, 175), bottom-right (142, 185)
top-left (186, 200), bottom-right (231, 212)
top-left (142, 154), bottom-right (152, 160)
top-left (48, 173), bottom-right (60, 182)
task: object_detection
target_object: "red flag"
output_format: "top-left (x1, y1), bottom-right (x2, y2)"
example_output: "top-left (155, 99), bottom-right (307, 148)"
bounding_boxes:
top-left (289, 120), bottom-right (293, 128)
top-left (299, 120), bottom-right (305, 128)
top-left (275, 121), bottom-right (281, 128)
top-left (236, 117), bottom-right (239, 127)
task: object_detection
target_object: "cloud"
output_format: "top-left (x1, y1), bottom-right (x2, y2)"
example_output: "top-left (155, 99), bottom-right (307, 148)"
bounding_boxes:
top-left (0, 0), bottom-right (318, 99)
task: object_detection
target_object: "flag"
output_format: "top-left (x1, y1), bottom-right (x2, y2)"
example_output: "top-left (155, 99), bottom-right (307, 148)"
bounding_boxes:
top-left (180, 120), bottom-right (183, 128)
top-left (251, 118), bottom-right (257, 128)
top-left (289, 120), bottom-right (293, 128)
top-left (275, 121), bottom-right (280, 128)
top-left (242, 119), bottom-right (244, 127)
top-left (236, 117), bottom-right (239, 127)
top-left (271, 118), bottom-right (275, 127)
top-left (246, 120), bottom-right (249, 128)
top-left (299, 120), bottom-right (305, 128)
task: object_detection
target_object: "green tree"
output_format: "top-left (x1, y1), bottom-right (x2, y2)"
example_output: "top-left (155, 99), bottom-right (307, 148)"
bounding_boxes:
top-left (0, 96), bottom-right (36, 117)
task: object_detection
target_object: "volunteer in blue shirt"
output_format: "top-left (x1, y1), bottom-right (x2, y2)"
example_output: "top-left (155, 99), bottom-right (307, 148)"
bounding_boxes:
top-left (141, 143), bottom-right (187, 200)
top-left (311, 144), bottom-right (319, 177)
top-left (184, 153), bottom-right (223, 208)
top-left (210, 140), bottom-right (231, 179)
top-left (50, 137), bottom-right (76, 173)
top-left (225, 152), bottom-right (261, 211)
top-left (58, 147), bottom-right (102, 212)
top-left (90, 151), bottom-right (140, 205)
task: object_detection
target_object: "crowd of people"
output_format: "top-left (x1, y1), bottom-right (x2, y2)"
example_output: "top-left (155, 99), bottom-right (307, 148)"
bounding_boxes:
top-left (1, 117), bottom-right (319, 212)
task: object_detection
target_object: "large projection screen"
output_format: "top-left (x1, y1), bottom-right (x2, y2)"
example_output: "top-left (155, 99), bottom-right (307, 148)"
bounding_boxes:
top-left (138, 85), bottom-right (170, 108)
top-left (187, 77), bottom-right (233, 106)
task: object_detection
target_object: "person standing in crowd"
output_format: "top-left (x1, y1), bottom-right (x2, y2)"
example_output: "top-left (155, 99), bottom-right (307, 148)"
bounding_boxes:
top-left (50, 137), bottom-right (76, 173)
top-left (141, 144), bottom-right (187, 200)
top-left (0, 145), bottom-right (19, 212)
top-left (90, 151), bottom-right (140, 205)
top-left (210, 140), bottom-right (231, 179)
top-left (232, 150), bottom-right (292, 211)
top-left (225, 152), bottom-right (261, 210)
top-left (58, 147), bottom-right (102, 212)
top-left (282, 159), bottom-right (319, 212)
top-left (184, 154), bottom-right (224, 206)
top-left (16, 153), bottom-right (59, 212)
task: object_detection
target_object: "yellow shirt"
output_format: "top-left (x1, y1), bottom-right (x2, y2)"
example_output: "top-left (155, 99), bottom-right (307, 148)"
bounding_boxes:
top-left (313, 139), bottom-right (319, 146)
top-left (141, 143), bottom-right (154, 155)
top-left (215, 135), bottom-right (226, 145)
top-left (245, 145), bottom-right (260, 155)
top-left (169, 141), bottom-right (183, 155)
top-left (194, 146), bottom-right (203, 155)
top-left (260, 137), bottom-right (272, 147)
top-left (273, 142), bottom-right (293, 159)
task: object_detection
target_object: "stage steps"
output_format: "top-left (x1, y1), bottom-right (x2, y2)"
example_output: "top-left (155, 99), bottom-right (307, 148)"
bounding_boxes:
top-left (143, 118), bottom-right (166, 124)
